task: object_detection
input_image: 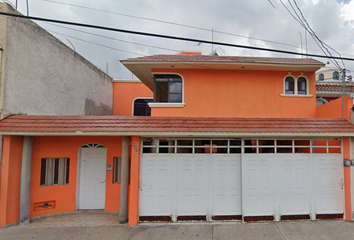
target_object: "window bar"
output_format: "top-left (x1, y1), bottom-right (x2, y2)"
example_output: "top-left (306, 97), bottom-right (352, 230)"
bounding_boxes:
top-left (227, 140), bottom-right (230, 154)
top-left (292, 140), bottom-right (295, 154)
top-left (156, 139), bottom-right (160, 154)
top-left (192, 140), bottom-right (195, 154)
top-left (326, 140), bottom-right (329, 154)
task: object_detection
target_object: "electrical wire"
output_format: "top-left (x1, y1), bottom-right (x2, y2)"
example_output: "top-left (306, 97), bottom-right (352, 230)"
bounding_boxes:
top-left (35, 0), bottom-right (312, 50)
top-left (10, 0), bottom-right (354, 60)
top-left (280, 0), bottom-right (344, 70)
top-left (292, 0), bottom-right (345, 69)
top-left (44, 23), bottom-right (180, 53)
top-left (48, 30), bottom-right (146, 56)
top-left (1, 11), bottom-right (354, 61)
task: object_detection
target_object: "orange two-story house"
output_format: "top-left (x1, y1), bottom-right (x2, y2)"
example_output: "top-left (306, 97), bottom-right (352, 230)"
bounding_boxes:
top-left (0, 52), bottom-right (353, 227)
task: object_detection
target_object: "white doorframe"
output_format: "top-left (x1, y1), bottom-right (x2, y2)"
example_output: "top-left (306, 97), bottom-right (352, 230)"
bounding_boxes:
top-left (76, 144), bottom-right (107, 210)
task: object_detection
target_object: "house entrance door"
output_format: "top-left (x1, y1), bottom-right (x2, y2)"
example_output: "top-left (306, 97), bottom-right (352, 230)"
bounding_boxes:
top-left (78, 147), bottom-right (107, 209)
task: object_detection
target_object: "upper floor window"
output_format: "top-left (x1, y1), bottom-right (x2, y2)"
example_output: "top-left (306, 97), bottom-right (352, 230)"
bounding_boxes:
top-left (297, 77), bottom-right (307, 95)
top-left (285, 77), bottom-right (295, 94)
top-left (283, 75), bottom-right (309, 96)
top-left (333, 71), bottom-right (339, 80)
top-left (318, 73), bottom-right (324, 81)
top-left (133, 98), bottom-right (153, 116)
top-left (154, 75), bottom-right (182, 103)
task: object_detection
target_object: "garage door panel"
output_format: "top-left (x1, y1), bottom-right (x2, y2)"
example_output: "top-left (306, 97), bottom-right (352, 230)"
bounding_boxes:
top-left (313, 154), bottom-right (343, 214)
top-left (278, 155), bottom-right (310, 215)
top-left (213, 155), bottom-right (242, 215)
top-left (139, 155), bottom-right (174, 216)
top-left (176, 155), bottom-right (209, 216)
top-left (243, 155), bottom-right (274, 216)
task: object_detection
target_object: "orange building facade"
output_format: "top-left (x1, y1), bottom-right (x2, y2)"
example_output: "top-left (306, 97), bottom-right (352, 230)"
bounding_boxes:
top-left (1, 53), bottom-right (354, 227)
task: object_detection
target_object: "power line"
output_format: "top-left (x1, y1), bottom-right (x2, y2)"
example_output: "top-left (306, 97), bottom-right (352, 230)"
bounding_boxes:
top-left (280, 0), bottom-right (344, 69)
top-left (36, 0), bottom-right (308, 50)
top-left (267, 0), bottom-right (276, 9)
top-left (47, 30), bottom-right (146, 56)
top-left (44, 23), bottom-right (180, 53)
top-left (1, 11), bottom-right (354, 61)
top-left (18, 0), bottom-right (354, 59)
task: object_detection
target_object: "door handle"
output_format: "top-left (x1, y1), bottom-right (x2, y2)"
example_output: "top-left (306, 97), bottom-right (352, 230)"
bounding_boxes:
top-left (100, 180), bottom-right (106, 183)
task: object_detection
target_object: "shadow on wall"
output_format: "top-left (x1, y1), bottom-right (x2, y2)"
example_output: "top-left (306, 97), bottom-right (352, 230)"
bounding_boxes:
top-left (85, 99), bottom-right (112, 116)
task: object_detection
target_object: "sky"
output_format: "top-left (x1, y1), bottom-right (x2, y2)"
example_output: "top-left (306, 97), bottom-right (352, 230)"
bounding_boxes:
top-left (2, 0), bottom-right (354, 79)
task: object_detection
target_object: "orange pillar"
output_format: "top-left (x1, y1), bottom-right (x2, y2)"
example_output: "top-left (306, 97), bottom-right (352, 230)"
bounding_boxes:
top-left (0, 136), bottom-right (24, 227)
top-left (128, 136), bottom-right (140, 226)
top-left (343, 137), bottom-right (352, 221)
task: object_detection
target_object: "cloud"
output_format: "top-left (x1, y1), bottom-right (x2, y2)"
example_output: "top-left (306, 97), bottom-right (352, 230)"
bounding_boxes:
top-left (4, 0), bottom-right (354, 78)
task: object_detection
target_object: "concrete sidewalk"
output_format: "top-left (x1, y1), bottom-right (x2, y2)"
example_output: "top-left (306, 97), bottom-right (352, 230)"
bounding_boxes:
top-left (1, 221), bottom-right (353, 240)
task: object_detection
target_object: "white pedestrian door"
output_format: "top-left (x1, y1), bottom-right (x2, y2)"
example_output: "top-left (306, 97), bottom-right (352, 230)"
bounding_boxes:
top-left (79, 148), bottom-right (107, 209)
top-left (139, 155), bottom-right (174, 216)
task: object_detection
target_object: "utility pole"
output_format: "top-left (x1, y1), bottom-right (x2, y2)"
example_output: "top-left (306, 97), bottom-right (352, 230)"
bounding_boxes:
top-left (342, 69), bottom-right (346, 120)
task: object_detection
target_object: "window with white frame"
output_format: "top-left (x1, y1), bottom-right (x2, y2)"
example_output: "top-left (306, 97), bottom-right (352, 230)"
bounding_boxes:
top-left (333, 71), bottom-right (340, 80)
top-left (318, 73), bottom-right (324, 81)
top-left (283, 75), bottom-right (309, 95)
top-left (40, 158), bottom-right (70, 186)
top-left (297, 77), bottom-right (307, 95)
top-left (285, 76), bottom-right (295, 94)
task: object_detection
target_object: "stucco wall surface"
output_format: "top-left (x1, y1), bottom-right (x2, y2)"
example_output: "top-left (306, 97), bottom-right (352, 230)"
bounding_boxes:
top-left (151, 68), bottom-right (317, 118)
top-left (0, 3), bottom-right (113, 117)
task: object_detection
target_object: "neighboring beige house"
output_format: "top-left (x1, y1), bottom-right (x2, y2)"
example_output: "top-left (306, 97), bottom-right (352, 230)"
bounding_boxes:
top-left (316, 65), bottom-right (354, 106)
top-left (0, 3), bottom-right (113, 118)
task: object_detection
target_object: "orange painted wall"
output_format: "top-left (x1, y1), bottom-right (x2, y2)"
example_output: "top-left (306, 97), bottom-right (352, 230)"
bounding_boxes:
top-left (113, 82), bottom-right (153, 116)
top-left (342, 137), bottom-right (352, 221)
top-left (316, 95), bottom-right (351, 120)
top-left (150, 69), bottom-right (317, 117)
top-left (0, 136), bottom-right (24, 227)
top-left (30, 136), bottom-right (123, 218)
top-left (128, 136), bottom-right (140, 226)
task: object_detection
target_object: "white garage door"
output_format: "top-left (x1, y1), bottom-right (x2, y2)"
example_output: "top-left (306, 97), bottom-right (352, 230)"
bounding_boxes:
top-left (140, 138), bottom-right (343, 221)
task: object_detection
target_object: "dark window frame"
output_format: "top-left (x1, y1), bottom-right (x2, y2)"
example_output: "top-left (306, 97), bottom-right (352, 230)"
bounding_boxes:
top-left (318, 73), bottom-right (324, 81)
top-left (113, 157), bottom-right (131, 184)
top-left (40, 158), bottom-right (70, 186)
top-left (297, 77), bottom-right (307, 95)
top-left (133, 98), bottom-right (153, 116)
top-left (154, 74), bottom-right (183, 103)
top-left (333, 71), bottom-right (340, 80)
top-left (285, 76), bottom-right (295, 94)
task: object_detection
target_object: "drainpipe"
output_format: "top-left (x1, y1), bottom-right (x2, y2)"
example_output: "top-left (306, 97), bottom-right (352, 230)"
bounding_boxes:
top-left (119, 136), bottom-right (129, 223)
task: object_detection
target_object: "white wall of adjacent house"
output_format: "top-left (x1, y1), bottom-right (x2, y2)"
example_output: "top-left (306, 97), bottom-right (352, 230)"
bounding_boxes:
top-left (0, 3), bottom-right (113, 117)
